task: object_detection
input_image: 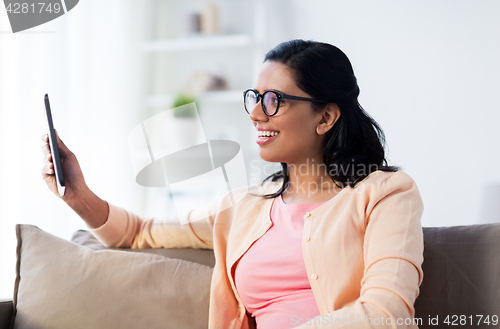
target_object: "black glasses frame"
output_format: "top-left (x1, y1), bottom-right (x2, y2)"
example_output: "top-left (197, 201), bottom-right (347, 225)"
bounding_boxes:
top-left (243, 89), bottom-right (326, 116)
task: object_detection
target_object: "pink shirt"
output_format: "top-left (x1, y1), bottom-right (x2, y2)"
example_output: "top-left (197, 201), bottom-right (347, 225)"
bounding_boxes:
top-left (234, 195), bottom-right (326, 329)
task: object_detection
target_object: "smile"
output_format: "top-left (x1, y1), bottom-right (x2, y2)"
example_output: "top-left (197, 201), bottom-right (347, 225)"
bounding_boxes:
top-left (258, 131), bottom-right (280, 137)
top-left (256, 131), bottom-right (280, 145)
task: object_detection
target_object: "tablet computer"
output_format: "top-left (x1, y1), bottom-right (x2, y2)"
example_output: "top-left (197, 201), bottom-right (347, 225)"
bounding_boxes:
top-left (44, 94), bottom-right (65, 197)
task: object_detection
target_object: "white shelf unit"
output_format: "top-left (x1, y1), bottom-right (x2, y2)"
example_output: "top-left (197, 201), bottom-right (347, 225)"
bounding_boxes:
top-left (142, 34), bottom-right (252, 53)
top-left (142, 0), bottom-right (269, 106)
top-left (145, 89), bottom-right (243, 107)
top-left (142, 33), bottom-right (254, 106)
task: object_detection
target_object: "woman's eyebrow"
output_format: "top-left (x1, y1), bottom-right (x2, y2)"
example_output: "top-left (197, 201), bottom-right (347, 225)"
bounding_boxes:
top-left (254, 88), bottom-right (286, 94)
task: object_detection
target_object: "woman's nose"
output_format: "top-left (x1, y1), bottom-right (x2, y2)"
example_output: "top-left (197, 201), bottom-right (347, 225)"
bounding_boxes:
top-left (249, 102), bottom-right (268, 122)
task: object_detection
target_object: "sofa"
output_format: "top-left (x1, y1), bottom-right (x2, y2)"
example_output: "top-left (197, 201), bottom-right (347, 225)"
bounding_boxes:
top-left (1, 223), bottom-right (499, 329)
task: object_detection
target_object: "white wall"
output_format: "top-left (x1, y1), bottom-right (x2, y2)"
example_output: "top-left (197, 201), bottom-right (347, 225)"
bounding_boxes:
top-left (290, 0), bottom-right (500, 227)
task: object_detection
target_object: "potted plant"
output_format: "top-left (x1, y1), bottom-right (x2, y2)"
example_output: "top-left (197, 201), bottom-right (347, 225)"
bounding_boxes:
top-left (172, 93), bottom-right (197, 117)
top-left (170, 93), bottom-right (201, 147)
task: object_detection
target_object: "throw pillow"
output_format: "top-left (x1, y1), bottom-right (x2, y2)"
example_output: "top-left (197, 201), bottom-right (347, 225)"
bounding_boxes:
top-left (13, 224), bottom-right (213, 329)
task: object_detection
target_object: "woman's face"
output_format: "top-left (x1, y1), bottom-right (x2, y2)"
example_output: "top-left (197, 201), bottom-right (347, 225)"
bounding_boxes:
top-left (250, 61), bottom-right (329, 165)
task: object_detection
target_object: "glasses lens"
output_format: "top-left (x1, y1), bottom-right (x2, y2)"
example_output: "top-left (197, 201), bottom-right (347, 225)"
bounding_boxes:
top-left (263, 91), bottom-right (279, 116)
top-left (244, 90), bottom-right (258, 114)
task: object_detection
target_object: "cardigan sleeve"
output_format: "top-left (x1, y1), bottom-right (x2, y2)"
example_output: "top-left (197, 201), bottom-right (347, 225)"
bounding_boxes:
top-left (293, 171), bottom-right (424, 328)
top-left (87, 195), bottom-right (224, 250)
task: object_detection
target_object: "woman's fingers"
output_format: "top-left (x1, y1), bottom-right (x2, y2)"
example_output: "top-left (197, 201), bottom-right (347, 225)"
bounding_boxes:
top-left (41, 131), bottom-right (72, 159)
top-left (41, 143), bottom-right (51, 157)
top-left (42, 158), bottom-right (53, 172)
top-left (40, 164), bottom-right (53, 176)
top-left (41, 145), bottom-right (53, 174)
top-left (42, 163), bottom-right (53, 177)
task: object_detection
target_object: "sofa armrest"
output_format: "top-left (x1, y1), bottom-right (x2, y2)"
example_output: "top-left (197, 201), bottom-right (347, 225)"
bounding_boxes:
top-left (0, 299), bottom-right (13, 329)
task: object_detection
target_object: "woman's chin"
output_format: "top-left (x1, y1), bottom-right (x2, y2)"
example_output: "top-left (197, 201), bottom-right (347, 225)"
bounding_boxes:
top-left (258, 149), bottom-right (284, 163)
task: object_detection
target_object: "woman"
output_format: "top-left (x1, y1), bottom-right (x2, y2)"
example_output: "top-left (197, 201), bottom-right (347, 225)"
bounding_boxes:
top-left (41, 40), bottom-right (424, 329)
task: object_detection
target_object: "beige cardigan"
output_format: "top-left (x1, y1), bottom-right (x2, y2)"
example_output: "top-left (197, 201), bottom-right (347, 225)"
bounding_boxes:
top-left (89, 170), bottom-right (424, 329)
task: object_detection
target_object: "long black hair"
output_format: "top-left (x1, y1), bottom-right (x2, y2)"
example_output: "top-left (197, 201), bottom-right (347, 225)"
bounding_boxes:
top-left (261, 39), bottom-right (398, 198)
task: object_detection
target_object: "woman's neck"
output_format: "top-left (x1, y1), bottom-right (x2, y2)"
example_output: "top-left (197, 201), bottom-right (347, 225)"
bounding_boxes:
top-left (283, 158), bottom-right (342, 204)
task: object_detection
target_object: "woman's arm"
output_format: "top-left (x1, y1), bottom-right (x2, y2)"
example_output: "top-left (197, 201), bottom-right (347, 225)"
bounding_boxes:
top-left (41, 132), bottom-right (215, 250)
top-left (88, 200), bottom-right (216, 250)
top-left (65, 188), bottom-right (109, 229)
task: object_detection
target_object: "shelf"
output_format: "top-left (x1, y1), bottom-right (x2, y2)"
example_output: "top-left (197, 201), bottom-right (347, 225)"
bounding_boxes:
top-left (145, 90), bottom-right (243, 107)
top-left (142, 34), bottom-right (252, 53)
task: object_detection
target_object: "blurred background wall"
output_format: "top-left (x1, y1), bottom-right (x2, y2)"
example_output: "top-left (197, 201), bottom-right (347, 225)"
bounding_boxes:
top-left (1, 0), bottom-right (499, 298)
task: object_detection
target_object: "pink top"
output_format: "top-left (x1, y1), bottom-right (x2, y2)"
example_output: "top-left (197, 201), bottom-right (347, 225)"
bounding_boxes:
top-left (234, 195), bottom-right (326, 329)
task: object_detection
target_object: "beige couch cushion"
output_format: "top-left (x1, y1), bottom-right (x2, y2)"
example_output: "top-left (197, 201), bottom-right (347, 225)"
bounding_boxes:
top-left (70, 229), bottom-right (216, 267)
top-left (13, 224), bottom-right (213, 329)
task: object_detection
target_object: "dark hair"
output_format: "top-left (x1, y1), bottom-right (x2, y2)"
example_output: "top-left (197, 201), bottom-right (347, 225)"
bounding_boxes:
top-left (261, 39), bottom-right (398, 198)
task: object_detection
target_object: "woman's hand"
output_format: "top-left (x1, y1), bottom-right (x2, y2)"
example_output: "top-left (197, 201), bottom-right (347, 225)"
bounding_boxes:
top-left (41, 130), bottom-right (88, 203)
top-left (40, 130), bottom-right (109, 228)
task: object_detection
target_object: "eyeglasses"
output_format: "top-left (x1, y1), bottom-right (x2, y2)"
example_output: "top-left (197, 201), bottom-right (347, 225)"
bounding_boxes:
top-left (243, 89), bottom-right (326, 117)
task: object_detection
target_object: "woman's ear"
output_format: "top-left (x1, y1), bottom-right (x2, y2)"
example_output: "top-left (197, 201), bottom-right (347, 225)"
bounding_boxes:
top-left (316, 103), bottom-right (341, 135)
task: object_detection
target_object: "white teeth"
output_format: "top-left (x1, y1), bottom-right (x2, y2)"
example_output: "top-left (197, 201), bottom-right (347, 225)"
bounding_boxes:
top-left (258, 131), bottom-right (280, 137)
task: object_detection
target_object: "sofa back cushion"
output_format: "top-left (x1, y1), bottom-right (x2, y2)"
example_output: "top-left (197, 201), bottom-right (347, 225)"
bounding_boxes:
top-left (70, 229), bottom-right (216, 267)
top-left (13, 224), bottom-right (213, 329)
top-left (415, 224), bottom-right (500, 328)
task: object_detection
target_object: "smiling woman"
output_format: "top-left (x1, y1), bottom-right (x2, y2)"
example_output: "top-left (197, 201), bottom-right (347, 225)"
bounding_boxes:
top-left (41, 39), bottom-right (424, 329)
top-left (233, 40), bottom-right (422, 328)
